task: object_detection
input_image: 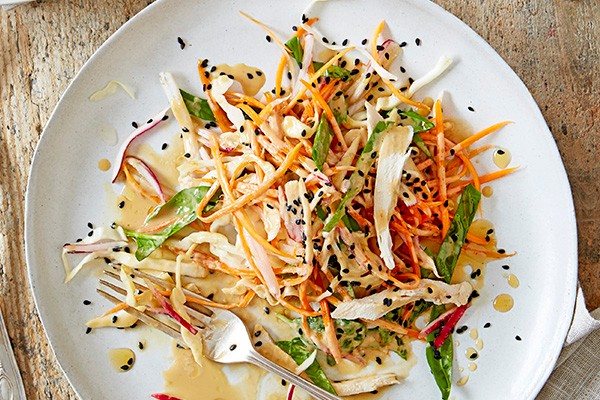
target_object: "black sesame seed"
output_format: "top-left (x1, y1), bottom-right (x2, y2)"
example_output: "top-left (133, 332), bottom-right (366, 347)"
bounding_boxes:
top-left (468, 106), bottom-right (475, 112)
top-left (254, 330), bottom-right (262, 337)
top-left (415, 38), bottom-right (421, 46)
top-left (400, 66), bottom-right (406, 73)
top-left (201, 59), bottom-right (209, 68)
top-left (83, 300), bottom-right (91, 305)
top-left (399, 41), bottom-right (407, 47)
top-left (254, 341), bottom-right (263, 347)
top-left (182, 127), bottom-right (189, 132)
top-left (342, 38), bottom-right (349, 46)
top-left (281, 379), bottom-right (287, 386)
top-left (450, 149), bottom-right (456, 156)
top-left (366, 94), bottom-right (374, 102)
top-left (112, 315), bottom-right (118, 323)
top-left (85, 327), bottom-right (92, 334)
top-left (266, 35), bottom-right (272, 42)
top-left (161, 143), bottom-right (168, 150)
top-left (376, 45), bottom-right (385, 51)
top-left (184, 153), bottom-right (191, 158)
top-left (502, 265), bottom-right (510, 270)
top-left (127, 357), bottom-right (133, 366)
top-left (497, 149), bottom-right (506, 155)
top-left (177, 36), bottom-right (185, 49)
top-left (515, 335), bottom-right (522, 341)
top-left (375, 356), bottom-right (382, 364)
top-left (87, 231), bottom-right (93, 237)
top-left (138, 341), bottom-right (144, 350)
top-left (498, 248), bottom-right (506, 254)
top-left (322, 37), bottom-right (329, 44)
top-left (120, 365), bottom-right (130, 371)
top-left (484, 322), bottom-right (491, 328)
top-left (229, 344), bottom-right (237, 351)
top-left (361, 38), bottom-right (368, 45)
top-left (264, 307), bottom-right (270, 315)
top-left (118, 201), bottom-right (125, 209)
top-left (256, 70), bottom-right (263, 76)
top-left (470, 353), bottom-right (478, 359)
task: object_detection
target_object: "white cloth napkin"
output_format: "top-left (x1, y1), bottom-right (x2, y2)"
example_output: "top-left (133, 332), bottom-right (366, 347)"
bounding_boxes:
top-left (538, 287), bottom-right (600, 399)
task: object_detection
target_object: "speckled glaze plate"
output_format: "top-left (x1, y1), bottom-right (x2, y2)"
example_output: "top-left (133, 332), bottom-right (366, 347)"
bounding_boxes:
top-left (25, 0), bottom-right (577, 399)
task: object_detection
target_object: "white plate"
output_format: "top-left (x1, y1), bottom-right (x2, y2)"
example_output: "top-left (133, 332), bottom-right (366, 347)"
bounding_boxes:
top-left (25, 0), bottom-right (578, 399)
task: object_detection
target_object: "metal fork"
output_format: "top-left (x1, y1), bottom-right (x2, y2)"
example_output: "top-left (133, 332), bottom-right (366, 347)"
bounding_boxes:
top-left (97, 267), bottom-right (340, 400)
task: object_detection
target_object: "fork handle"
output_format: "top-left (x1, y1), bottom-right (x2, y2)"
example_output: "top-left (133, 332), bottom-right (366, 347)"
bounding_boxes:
top-left (248, 350), bottom-right (341, 400)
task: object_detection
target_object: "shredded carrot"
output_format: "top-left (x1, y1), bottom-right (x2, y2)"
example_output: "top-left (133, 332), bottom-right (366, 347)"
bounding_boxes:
top-left (453, 121), bottom-right (512, 153)
top-left (435, 100), bottom-right (450, 237)
top-left (321, 299), bottom-right (342, 362)
top-left (275, 55), bottom-right (287, 98)
top-left (235, 103), bottom-right (263, 126)
top-left (197, 61), bottom-right (235, 132)
top-left (370, 20), bottom-right (385, 60)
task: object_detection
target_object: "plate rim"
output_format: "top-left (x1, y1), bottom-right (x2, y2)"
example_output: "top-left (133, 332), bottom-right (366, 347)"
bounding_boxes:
top-left (24, 0), bottom-right (578, 399)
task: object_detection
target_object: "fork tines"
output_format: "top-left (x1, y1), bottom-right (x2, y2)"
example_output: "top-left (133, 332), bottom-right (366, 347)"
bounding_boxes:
top-left (97, 266), bottom-right (213, 346)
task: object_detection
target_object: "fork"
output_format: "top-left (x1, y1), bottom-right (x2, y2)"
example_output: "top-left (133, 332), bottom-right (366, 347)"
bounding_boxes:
top-left (97, 267), bottom-right (341, 400)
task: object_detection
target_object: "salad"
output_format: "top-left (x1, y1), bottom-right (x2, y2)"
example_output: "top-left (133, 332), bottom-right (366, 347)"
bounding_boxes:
top-left (63, 8), bottom-right (515, 400)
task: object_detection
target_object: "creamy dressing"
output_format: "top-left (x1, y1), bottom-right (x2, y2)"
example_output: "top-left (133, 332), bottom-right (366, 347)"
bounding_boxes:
top-left (469, 328), bottom-right (478, 340)
top-left (493, 148), bottom-right (512, 169)
top-left (468, 362), bottom-right (478, 372)
top-left (213, 64), bottom-right (266, 96)
top-left (465, 347), bottom-right (478, 361)
top-left (475, 338), bottom-right (484, 351)
top-left (456, 375), bottom-right (469, 386)
top-left (482, 186), bottom-right (493, 197)
top-left (98, 158), bottom-right (111, 171)
top-left (493, 294), bottom-right (514, 312)
top-left (505, 273), bottom-right (520, 288)
top-left (108, 348), bottom-right (135, 372)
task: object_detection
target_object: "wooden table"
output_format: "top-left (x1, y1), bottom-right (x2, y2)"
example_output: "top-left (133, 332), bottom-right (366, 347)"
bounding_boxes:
top-left (0, 0), bottom-right (598, 398)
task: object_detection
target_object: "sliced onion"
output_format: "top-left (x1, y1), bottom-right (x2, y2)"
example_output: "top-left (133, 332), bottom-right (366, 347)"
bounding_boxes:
top-left (143, 278), bottom-right (198, 335)
top-left (63, 240), bottom-right (128, 254)
top-left (244, 233), bottom-right (280, 298)
top-left (150, 394), bottom-right (183, 400)
top-left (124, 156), bottom-right (166, 202)
top-left (111, 106), bottom-right (171, 183)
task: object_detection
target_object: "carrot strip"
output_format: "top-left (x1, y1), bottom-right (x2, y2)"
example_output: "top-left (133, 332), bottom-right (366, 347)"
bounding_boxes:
top-left (321, 299), bottom-right (342, 362)
top-left (370, 20), bottom-right (385, 60)
top-left (275, 55), bottom-right (287, 98)
top-left (435, 100), bottom-right (450, 237)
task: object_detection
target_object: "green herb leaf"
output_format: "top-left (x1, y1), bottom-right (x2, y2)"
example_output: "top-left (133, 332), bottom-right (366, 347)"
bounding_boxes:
top-left (400, 109), bottom-right (435, 133)
top-left (426, 304), bottom-right (453, 400)
top-left (313, 62), bottom-right (351, 81)
top-left (408, 300), bottom-right (434, 325)
top-left (329, 94), bottom-right (348, 125)
top-left (413, 133), bottom-right (434, 160)
top-left (315, 205), bottom-right (327, 221)
top-left (426, 333), bottom-right (453, 400)
top-left (342, 213), bottom-right (362, 232)
top-left (180, 89), bottom-right (215, 122)
top-left (435, 184), bottom-right (481, 283)
top-left (312, 114), bottom-right (334, 171)
top-left (324, 120), bottom-right (393, 231)
top-left (285, 36), bottom-right (304, 65)
top-left (275, 338), bottom-right (337, 395)
top-left (124, 186), bottom-right (217, 261)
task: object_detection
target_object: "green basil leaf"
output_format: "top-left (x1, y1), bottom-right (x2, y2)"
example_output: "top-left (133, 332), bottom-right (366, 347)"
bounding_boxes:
top-left (413, 133), bottom-right (434, 160)
top-left (436, 184), bottom-right (481, 283)
top-left (342, 213), bottom-right (362, 232)
top-left (180, 89), bottom-right (215, 122)
top-left (426, 333), bottom-right (453, 400)
top-left (285, 36), bottom-right (304, 65)
top-left (275, 338), bottom-right (337, 395)
top-left (312, 114), bottom-right (334, 171)
top-left (324, 120), bottom-right (393, 231)
top-left (124, 186), bottom-right (215, 261)
top-left (426, 304), bottom-right (453, 400)
top-left (313, 61), bottom-right (351, 81)
top-left (400, 109), bottom-right (434, 133)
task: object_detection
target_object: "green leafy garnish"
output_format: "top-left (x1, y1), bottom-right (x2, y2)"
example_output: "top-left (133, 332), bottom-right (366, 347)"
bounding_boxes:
top-left (436, 184), bottom-right (481, 283)
top-left (180, 89), bottom-right (215, 122)
top-left (312, 114), bottom-right (334, 171)
top-left (342, 213), bottom-right (361, 232)
top-left (285, 36), bottom-right (304, 65)
top-left (313, 61), bottom-right (351, 80)
top-left (400, 109), bottom-right (435, 133)
top-left (324, 120), bottom-right (393, 231)
top-left (124, 186), bottom-right (218, 261)
top-left (329, 94), bottom-right (348, 125)
top-left (426, 305), bottom-right (453, 400)
top-left (275, 338), bottom-right (337, 395)
top-left (400, 109), bottom-right (435, 159)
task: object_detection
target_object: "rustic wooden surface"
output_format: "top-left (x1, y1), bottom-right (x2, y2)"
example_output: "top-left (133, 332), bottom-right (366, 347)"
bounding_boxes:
top-left (0, 0), bottom-right (598, 398)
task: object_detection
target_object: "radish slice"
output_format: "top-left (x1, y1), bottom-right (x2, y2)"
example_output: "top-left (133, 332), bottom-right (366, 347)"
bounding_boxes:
top-left (433, 304), bottom-right (469, 348)
top-left (111, 106), bottom-right (171, 183)
top-left (287, 385), bottom-right (296, 400)
top-left (418, 307), bottom-right (456, 339)
top-left (150, 394), bottom-right (183, 400)
top-left (143, 278), bottom-right (198, 335)
top-left (124, 156), bottom-right (166, 202)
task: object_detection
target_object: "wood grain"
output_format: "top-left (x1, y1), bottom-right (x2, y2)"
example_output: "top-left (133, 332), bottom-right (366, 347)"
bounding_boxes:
top-left (0, 0), bottom-right (598, 398)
